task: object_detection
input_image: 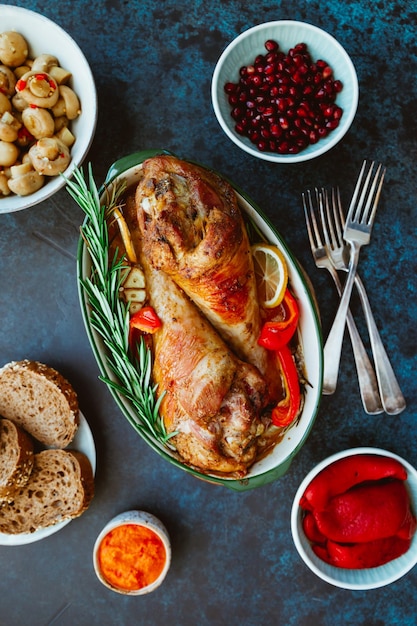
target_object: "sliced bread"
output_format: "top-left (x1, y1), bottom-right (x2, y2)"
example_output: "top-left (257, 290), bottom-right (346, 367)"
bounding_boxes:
top-left (0, 418), bottom-right (34, 503)
top-left (0, 449), bottom-right (95, 534)
top-left (0, 360), bottom-right (79, 448)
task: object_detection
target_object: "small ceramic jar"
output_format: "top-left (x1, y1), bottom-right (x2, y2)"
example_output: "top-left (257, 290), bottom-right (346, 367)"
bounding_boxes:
top-left (93, 510), bottom-right (171, 595)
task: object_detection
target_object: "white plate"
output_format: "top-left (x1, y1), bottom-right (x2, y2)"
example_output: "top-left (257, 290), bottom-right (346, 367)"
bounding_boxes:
top-left (0, 411), bottom-right (96, 546)
top-left (291, 447), bottom-right (417, 589)
top-left (0, 4), bottom-right (97, 213)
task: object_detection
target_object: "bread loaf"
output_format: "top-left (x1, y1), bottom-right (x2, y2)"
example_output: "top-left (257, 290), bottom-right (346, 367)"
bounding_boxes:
top-left (0, 449), bottom-right (94, 534)
top-left (0, 418), bottom-right (34, 503)
top-left (0, 360), bottom-right (79, 448)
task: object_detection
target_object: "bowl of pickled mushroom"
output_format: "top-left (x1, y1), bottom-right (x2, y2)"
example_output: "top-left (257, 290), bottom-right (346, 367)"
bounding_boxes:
top-left (291, 447), bottom-right (417, 589)
top-left (0, 5), bottom-right (97, 213)
top-left (211, 20), bottom-right (358, 163)
top-left (76, 149), bottom-right (323, 492)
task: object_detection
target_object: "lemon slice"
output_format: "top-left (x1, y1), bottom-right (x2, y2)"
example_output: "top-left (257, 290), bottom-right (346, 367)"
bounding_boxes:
top-left (252, 243), bottom-right (288, 308)
top-left (112, 207), bottom-right (137, 264)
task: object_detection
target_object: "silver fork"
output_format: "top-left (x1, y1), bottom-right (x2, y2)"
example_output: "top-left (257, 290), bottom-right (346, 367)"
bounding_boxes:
top-left (323, 160), bottom-right (385, 393)
top-left (303, 189), bottom-right (383, 413)
top-left (322, 187), bottom-right (406, 414)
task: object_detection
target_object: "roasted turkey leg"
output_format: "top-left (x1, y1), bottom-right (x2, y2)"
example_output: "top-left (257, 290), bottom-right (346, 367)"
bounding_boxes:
top-left (135, 155), bottom-right (270, 378)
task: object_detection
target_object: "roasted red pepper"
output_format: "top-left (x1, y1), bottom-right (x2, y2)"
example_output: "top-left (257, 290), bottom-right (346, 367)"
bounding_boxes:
top-left (325, 536), bottom-right (412, 569)
top-left (129, 306), bottom-right (162, 334)
top-left (313, 480), bottom-right (410, 543)
top-left (300, 454), bottom-right (408, 512)
top-left (302, 511), bottom-right (327, 545)
top-left (271, 344), bottom-right (300, 427)
top-left (258, 288), bottom-right (299, 350)
top-left (301, 455), bottom-right (416, 569)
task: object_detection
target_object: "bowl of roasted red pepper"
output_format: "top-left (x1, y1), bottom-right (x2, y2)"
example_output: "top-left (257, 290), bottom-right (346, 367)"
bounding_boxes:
top-left (291, 448), bottom-right (417, 589)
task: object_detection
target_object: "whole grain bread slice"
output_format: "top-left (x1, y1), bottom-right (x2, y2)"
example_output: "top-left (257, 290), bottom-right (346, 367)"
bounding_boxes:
top-left (0, 360), bottom-right (79, 448)
top-left (0, 449), bottom-right (94, 534)
top-left (0, 418), bottom-right (34, 504)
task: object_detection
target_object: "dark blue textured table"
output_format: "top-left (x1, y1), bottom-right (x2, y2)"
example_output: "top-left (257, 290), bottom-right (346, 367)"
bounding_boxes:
top-left (0, 1), bottom-right (416, 624)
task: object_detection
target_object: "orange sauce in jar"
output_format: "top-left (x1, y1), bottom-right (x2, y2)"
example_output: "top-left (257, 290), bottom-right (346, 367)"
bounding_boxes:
top-left (97, 523), bottom-right (167, 592)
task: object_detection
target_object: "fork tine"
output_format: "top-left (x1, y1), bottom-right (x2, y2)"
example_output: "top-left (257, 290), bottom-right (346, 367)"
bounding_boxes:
top-left (302, 189), bottom-right (322, 249)
top-left (355, 161), bottom-right (376, 222)
top-left (319, 188), bottom-right (337, 252)
top-left (367, 165), bottom-right (386, 226)
top-left (332, 188), bottom-right (345, 245)
top-left (346, 159), bottom-right (367, 223)
top-left (346, 160), bottom-right (386, 227)
top-left (335, 187), bottom-right (345, 229)
top-left (319, 188), bottom-right (331, 249)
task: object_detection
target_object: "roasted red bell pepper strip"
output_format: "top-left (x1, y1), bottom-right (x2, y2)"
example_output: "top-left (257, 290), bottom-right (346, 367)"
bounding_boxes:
top-left (271, 344), bottom-right (300, 427)
top-left (313, 480), bottom-right (410, 543)
top-left (299, 454), bottom-right (408, 512)
top-left (129, 306), bottom-right (162, 334)
top-left (312, 544), bottom-right (332, 565)
top-left (302, 511), bottom-right (327, 545)
top-left (258, 288), bottom-right (299, 350)
top-left (396, 506), bottom-right (417, 540)
top-left (325, 536), bottom-right (412, 569)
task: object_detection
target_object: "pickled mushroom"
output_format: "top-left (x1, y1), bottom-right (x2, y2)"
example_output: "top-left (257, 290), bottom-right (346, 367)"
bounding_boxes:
top-left (31, 54), bottom-right (58, 73)
top-left (0, 65), bottom-right (16, 97)
top-left (0, 140), bottom-right (19, 166)
top-left (0, 170), bottom-right (11, 196)
top-left (22, 107), bottom-right (54, 139)
top-left (17, 71), bottom-right (59, 109)
top-left (0, 32), bottom-right (28, 67)
top-left (7, 162), bottom-right (44, 196)
top-left (29, 137), bottom-right (71, 175)
top-left (57, 85), bottom-right (81, 119)
top-left (0, 92), bottom-right (12, 115)
top-left (0, 110), bottom-right (21, 142)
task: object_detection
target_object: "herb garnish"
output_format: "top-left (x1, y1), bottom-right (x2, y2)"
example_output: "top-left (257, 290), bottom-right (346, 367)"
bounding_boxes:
top-left (66, 165), bottom-right (175, 447)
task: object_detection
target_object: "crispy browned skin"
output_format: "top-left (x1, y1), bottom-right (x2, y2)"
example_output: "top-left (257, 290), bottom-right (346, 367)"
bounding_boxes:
top-left (135, 155), bottom-right (271, 379)
top-left (142, 258), bottom-right (268, 476)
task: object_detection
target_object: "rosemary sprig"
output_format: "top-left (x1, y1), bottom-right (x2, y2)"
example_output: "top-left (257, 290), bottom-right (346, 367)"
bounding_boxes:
top-left (65, 165), bottom-right (175, 447)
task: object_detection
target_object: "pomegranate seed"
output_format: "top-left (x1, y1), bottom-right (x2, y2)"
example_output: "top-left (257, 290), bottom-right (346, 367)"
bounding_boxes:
top-left (265, 39), bottom-right (279, 52)
top-left (226, 40), bottom-right (344, 155)
top-left (224, 82), bottom-right (236, 94)
top-left (322, 65), bottom-right (333, 79)
top-left (326, 119), bottom-right (340, 130)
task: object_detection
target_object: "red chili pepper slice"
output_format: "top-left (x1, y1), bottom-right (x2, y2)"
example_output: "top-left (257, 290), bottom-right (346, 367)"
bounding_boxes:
top-left (258, 288), bottom-right (299, 350)
top-left (129, 306), bottom-right (162, 334)
top-left (271, 344), bottom-right (300, 427)
top-left (299, 454), bottom-right (408, 512)
top-left (15, 79), bottom-right (27, 91)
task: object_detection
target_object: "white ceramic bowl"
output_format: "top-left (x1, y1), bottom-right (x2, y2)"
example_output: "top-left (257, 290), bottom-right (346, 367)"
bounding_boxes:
top-left (78, 149), bottom-right (323, 491)
top-left (212, 20), bottom-right (358, 163)
top-left (291, 447), bottom-right (417, 589)
top-left (0, 4), bottom-right (97, 213)
top-left (93, 510), bottom-right (171, 595)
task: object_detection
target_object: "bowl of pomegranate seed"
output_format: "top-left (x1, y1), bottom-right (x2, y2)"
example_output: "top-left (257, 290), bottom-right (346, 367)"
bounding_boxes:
top-left (211, 21), bottom-right (358, 163)
top-left (291, 447), bottom-right (417, 589)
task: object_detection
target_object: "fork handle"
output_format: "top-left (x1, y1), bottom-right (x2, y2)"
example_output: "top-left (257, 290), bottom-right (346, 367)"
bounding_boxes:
top-left (326, 268), bottom-right (383, 413)
top-left (323, 244), bottom-right (360, 393)
top-left (354, 273), bottom-right (406, 414)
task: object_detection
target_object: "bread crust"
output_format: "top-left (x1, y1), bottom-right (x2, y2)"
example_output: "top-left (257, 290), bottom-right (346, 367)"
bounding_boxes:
top-left (0, 449), bottom-right (95, 534)
top-left (0, 418), bottom-right (34, 503)
top-left (0, 360), bottom-right (79, 448)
